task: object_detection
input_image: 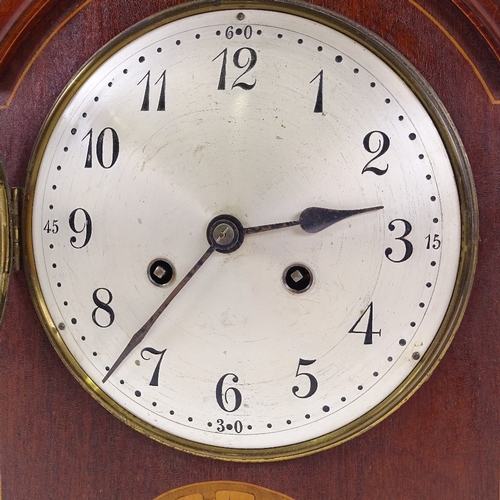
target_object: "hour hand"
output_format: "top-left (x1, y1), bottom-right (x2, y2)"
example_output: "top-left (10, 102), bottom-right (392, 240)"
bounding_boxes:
top-left (243, 205), bottom-right (383, 235)
top-left (298, 206), bottom-right (383, 233)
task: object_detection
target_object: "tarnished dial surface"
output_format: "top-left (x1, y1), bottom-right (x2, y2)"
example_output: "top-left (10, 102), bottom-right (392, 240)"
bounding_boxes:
top-left (26, 1), bottom-right (476, 460)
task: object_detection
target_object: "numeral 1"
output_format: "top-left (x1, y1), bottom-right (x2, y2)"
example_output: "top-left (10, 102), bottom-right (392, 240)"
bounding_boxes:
top-left (310, 70), bottom-right (324, 113)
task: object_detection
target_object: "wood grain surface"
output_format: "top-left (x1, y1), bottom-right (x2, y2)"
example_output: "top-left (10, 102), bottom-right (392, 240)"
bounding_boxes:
top-left (0, 0), bottom-right (57, 73)
top-left (0, 1), bottom-right (499, 499)
top-left (452, 0), bottom-right (500, 63)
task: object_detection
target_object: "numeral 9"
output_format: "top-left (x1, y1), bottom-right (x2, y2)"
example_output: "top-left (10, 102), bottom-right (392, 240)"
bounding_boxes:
top-left (69, 208), bottom-right (92, 249)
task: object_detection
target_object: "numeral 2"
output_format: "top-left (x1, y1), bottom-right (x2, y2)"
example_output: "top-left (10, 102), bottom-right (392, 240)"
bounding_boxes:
top-left (362, 130), bottom-right (390, 175)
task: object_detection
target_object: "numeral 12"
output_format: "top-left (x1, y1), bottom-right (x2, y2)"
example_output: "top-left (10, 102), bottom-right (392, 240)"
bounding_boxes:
top-left (213, 47), bottom-right (257, 90)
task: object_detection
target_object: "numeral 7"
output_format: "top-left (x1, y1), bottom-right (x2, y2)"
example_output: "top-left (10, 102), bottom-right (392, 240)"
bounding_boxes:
top-left (140, 347), bottom-right (167, 386)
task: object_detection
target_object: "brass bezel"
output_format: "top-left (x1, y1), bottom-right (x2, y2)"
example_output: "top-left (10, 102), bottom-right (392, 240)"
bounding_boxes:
top-left (24, 0), bottom-right (478, 462)
top-left (0, 159), bottom-right (10, 325)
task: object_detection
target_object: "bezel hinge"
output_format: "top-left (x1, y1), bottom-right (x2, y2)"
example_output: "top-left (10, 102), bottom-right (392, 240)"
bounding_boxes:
top-left (11, 187), bottom-right (22, 272)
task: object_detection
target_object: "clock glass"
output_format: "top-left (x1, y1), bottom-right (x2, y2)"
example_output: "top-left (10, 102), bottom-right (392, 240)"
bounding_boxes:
top-left (25, 0), bottom-right (477, 461)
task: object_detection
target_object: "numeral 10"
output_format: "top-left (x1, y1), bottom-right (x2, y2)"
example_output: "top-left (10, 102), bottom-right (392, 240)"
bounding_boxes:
top-left (82, 127), bottom-right (119, 169)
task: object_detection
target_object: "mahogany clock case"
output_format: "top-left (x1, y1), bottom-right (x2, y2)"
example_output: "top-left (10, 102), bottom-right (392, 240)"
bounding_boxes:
top-left (0, 0), bottom-right (498, 499)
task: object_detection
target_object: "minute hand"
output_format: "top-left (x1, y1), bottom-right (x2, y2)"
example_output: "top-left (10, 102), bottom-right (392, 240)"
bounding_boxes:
top-left (102, 245), bottom-right (215, 383)
top-left (243, 206), bottom-right (383, 235)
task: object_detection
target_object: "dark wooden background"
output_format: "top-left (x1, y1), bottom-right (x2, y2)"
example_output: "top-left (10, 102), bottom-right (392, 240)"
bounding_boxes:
top-left (0, 0), bottom-right (499, 499)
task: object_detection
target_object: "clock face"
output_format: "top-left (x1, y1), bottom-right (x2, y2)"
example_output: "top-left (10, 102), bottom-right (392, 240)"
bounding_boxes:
top-left (25, 0), bottom-right (476, 460)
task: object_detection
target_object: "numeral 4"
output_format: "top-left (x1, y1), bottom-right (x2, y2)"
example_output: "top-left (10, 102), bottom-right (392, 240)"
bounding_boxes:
top-left (349, 302), bottom-right (381, 345)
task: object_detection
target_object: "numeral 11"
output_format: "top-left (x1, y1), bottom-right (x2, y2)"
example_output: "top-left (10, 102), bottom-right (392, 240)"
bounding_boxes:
top-left (138, 70), bottom-right (166, 111)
